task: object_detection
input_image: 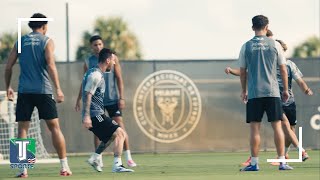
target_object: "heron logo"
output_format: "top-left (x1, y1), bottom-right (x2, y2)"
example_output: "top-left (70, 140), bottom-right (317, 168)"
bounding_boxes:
top-left (10, 138), bottom-right (36, 169)
top-left (133, 70), bottom-right (202, 143)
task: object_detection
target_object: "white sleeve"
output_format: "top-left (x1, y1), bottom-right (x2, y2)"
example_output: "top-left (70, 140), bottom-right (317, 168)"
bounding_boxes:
top-left (238, 44), bottom-right (247, 68)
top-left (288, 60), bottom-right (303, 80)
top-left (84, 71), bottom-right (102, 95)
top-left (275, 41), bottom-right (286, 65)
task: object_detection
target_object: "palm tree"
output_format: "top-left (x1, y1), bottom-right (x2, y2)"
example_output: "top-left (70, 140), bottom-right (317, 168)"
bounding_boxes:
top-left (76, 16), bottom-right (142, 61)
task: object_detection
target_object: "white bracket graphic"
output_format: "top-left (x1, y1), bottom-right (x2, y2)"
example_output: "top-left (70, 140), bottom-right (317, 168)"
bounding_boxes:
top-left (267, 127), bottom-right (303, 163)
top-left (17, 18), bottom-right (54, 53)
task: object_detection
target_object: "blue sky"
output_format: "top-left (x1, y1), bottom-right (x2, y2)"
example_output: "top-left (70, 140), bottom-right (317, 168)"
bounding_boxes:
top-left (0, 0), bottom-right (319, 61)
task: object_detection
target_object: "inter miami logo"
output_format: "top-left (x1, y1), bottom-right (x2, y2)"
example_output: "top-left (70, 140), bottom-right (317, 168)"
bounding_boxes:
top-left (133, 70), bottom-right (202, 143)
top-left (10, 138), bottom-right (36, 169)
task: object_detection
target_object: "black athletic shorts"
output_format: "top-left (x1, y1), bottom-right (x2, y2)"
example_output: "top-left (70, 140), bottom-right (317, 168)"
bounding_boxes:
top-left (104, 103), bottom-right (122, 118)
top-left (89, 114), bottom-right (120, 143)
top-left (16, 93), bottom-right (58, 121)
top-left (246, 97), bottom-right (283, 123)
top-left (282, 102), bottom-right (297, 126)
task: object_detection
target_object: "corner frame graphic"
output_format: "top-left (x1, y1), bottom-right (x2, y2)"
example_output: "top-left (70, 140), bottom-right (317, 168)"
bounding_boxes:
top-left (17, 18), bottom-right (54, 53)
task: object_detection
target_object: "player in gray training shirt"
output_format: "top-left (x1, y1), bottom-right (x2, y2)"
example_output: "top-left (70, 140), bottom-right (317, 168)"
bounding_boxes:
top-left (75, 35), bottom-right (137, 168)
top-left (82, 48), bottom-right (133, 173)
top-left (238, 15), bottom-right (292, 171)
top-left (225, 38), bottom-right (313, 166)
top-left (4, 13), bottom-right (72, 177)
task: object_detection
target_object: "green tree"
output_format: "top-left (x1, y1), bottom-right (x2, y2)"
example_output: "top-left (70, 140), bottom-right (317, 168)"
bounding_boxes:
top-left (76, 16), bottom-right (142, 61)
top-left (0, 30), bottom-right (29, 63)
top-left (292, 36), bottom-right (320, 58)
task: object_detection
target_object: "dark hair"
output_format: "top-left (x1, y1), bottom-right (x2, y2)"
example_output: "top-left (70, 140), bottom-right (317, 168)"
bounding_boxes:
top-left (275, 39), bottom-right (288, 52)
top-left (90, 35), bottom-right (102, 44)
top-left (252, 15), bottom-right (269, 31)
top-left (28, 13), bottom-right (47, 29)
top-left (266, 29), bottom-right (273, 37)
top-left (98, 48), bottom-right (114, 63)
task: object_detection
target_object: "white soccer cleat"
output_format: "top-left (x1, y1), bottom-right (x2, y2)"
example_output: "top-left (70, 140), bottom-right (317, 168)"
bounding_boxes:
top-left (87, 156), bottom-right (103, 172)
top-left (112, 165), bottom-right (134, 173)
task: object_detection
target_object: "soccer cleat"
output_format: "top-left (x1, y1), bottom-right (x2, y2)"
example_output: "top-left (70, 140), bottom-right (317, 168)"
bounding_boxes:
top-left (87, 157), bottom-right (103, 172)
top-left (279, 163), bottom-right (293, 170)
top-left (16, 172), bottom-right (28, 178)
top-left (241, 156), bottom-right (251, 166)
top-left (240, 164), bottom-right (259, 171)
top-left (127, 160), bottom-right (137, 167)
top-left (112, 165), bottom-right (134, 173)
top-left (60, 168), bottom-right (72, 176)
top-left (302, 151), bottom-right (309, 161)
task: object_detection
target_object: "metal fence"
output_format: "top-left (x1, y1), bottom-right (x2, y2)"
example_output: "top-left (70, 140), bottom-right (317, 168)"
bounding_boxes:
top-left (0, 58), bottom-right (319, 153)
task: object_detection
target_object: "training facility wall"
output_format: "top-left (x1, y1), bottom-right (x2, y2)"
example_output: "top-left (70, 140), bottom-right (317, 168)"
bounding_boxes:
top-left (0, 58), bottom-right (319, 153)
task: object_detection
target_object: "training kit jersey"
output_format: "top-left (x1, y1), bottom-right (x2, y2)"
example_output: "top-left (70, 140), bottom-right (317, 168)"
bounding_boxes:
top-left (17, 32), bottom-right (53, 94)
top-left (239, 36), bottom-right (286, 100)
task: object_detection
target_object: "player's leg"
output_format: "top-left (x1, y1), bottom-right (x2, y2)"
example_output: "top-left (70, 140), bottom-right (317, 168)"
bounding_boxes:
top-left (106, 104), bottom-right (137, 167)
top-left (88, 138), bottom-right (113, 172)
top-left (88, 114), bottom-right (133, 173)
top-left (37, 94), bottom-right (72, 176)
top-left (15, 94), bottom-right (34, 178)
top-left (16, 122), bottom-right (30, 178)
top-left (240, 98), bottom-right (263, 171)
top-left (93, 134), bottom-right (103, 167)
top-left (94, 135), bottom-right (100, 149)
top-left (112, 128), bottom-right (134, 172)
top-left (270, 113), bottom-right (294, 166)
top-left (281, 113), bottom-right (298, 155)
top-left (266, 97), bottom-right (293, 170)
top-left (290, 124), bottom-right (309, 161)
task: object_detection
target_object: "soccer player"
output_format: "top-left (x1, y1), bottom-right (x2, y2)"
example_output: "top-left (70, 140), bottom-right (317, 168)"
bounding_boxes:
top-left (238, 15), bottom-right (292, 171)
top-left (75, 35), bottom-right (137, 167)
top-left (4, 13), bottom-right (72, 177)
top-left (81, 48), bottom-right (133, 173)
top-left (225, 37), bottom-right (312, 166)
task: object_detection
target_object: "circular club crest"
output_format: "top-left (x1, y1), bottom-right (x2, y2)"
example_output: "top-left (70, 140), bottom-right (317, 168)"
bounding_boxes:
top-left (133, 70), bottom-right (202, 143)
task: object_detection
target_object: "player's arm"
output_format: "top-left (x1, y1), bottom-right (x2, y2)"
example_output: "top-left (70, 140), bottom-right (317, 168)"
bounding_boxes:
top-left (295, 78), bottom-right (313, 95)
top-left (82, 72), bottom-right (101, 129)
top-left (276, 41), bottom-right (289, 102)
top-left (75, 62), bottom-right (89, 111)
top-left (82, 92), bottom-right (92, 129)
top-left (4, 44), bottom-right (18, 101)
top-left (114, 56), bottom-right (125, 109)
top-left (238, 44), bottom-right (247, 103)
top-left (225, 67), bottom-right (240, 76)
top-left (289, 61), bottom-right (313, 96)
top-left (240, 68), bottom-right (247, 103)
top-left (45, 39), bottom-right (64, 103)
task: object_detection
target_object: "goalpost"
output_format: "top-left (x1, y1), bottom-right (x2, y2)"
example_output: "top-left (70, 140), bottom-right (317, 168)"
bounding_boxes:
top-left (0, 91), bottom-right (58, 164)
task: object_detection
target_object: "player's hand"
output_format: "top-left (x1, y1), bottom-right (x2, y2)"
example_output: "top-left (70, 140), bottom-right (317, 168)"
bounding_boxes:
top-left (118, 99), bottom-right (125, 110)
top-left (6, 87), bottom-right (14, 101)
top-left (75, 98), bottom-right (81, 112)
top-left (305, 88), bottom-right (313, 96)
top-left (282, 91), bottom-right (289, 102)
top-left (82, 115), bottom-right (92, 129)
top-left (56, 88), bottom-right (64, 103)
top-left (225, 67), bottom-right (232, 74)
top-left (241, 90), bottom-right (248, 104)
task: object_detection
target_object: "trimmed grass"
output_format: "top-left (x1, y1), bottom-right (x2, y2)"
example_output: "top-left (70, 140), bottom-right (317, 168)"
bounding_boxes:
top-left (0, 151), bottom-right (319, 180)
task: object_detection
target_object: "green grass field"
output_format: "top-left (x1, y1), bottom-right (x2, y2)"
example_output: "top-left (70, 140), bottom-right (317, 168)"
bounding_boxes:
top-left (0, 151), bottom-right (319, 180)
